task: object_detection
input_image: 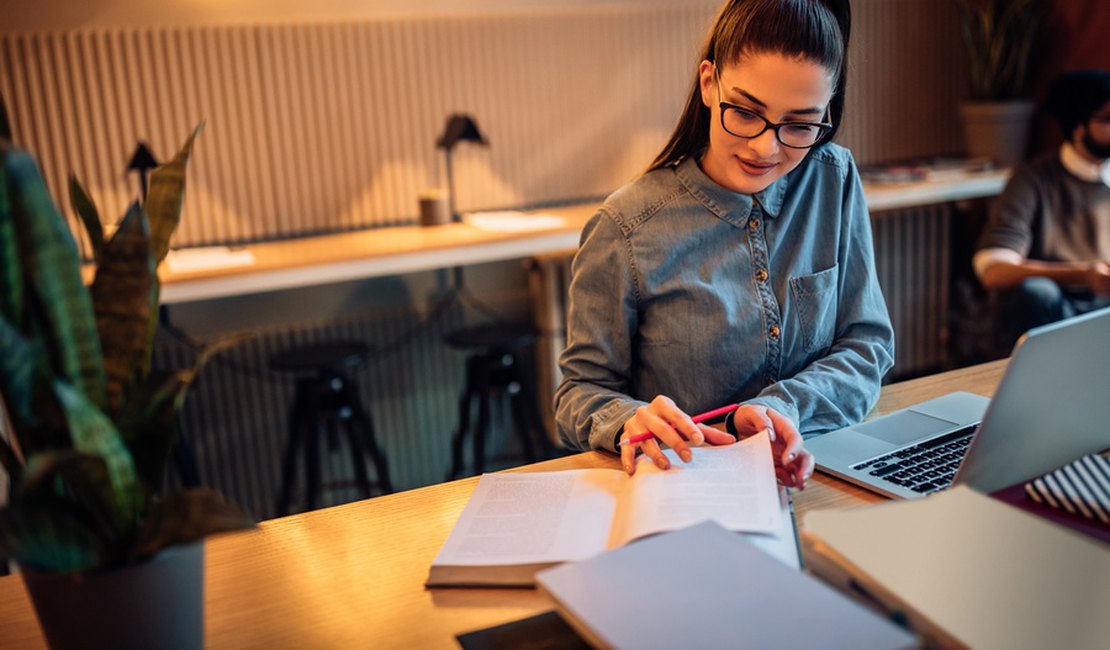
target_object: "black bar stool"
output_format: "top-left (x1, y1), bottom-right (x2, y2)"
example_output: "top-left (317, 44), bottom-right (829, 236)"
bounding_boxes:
top-left (272, 342), bottom-right (393, 516)
top-left (445, 323), bottom-right (552, 480)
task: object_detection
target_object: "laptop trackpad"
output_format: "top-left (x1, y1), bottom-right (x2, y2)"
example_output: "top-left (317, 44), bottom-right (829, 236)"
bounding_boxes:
top-left (852, 410), bottom-right (960, 447)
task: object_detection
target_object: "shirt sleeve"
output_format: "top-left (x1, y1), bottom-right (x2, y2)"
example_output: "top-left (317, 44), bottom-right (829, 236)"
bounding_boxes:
top-left (976, 166), bottom-right (1040, 259)
top-left (554, 209), bottom-right (646, 452)
top-left (972, 246), bottom-right (1025, 279)
top-left (743, 157), bottom-right (896, 436)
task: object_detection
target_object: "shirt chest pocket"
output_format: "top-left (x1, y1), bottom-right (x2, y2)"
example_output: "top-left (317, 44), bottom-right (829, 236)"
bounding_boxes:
top-left (788, 265), bottom-right (839, 353)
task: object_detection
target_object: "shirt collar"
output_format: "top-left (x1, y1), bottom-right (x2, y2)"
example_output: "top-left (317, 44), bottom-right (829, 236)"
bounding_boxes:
top-left (1059, 142), bottom-right (1110, 187)
top-left (674, 155), bottom-right (787, 226)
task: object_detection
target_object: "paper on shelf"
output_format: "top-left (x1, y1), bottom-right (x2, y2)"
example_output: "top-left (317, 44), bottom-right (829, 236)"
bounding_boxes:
top-left (165, 246), bottom-right (255, 273)
top-left (462, 211), bottom-right (566, 233)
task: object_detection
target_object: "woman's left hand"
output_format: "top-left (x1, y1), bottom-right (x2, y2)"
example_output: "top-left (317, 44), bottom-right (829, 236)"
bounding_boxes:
top-left (729, 404), bottom-right (816, 489)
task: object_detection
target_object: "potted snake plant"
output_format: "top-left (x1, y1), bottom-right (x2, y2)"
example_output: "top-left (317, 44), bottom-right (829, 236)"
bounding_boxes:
top-left (954, 0), bottom-right (1045, 165)
top-left (0, 97), bottom-right (253, 649)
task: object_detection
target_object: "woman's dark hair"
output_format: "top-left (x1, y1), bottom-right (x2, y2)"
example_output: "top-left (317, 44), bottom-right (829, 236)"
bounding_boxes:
top-left (649, 0), bottom-right (851, 171)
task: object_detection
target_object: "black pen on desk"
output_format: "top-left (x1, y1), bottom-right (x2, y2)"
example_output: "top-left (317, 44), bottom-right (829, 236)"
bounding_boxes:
top-left (618, 403), bottom-right (741, 447)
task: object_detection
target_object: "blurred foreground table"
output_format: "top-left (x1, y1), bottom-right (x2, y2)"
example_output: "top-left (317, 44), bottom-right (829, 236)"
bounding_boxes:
top-left (0, 360), bottom-right (1007, 648)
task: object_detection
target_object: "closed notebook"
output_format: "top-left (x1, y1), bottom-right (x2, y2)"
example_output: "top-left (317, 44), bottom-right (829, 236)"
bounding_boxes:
top-left (802, 486), bottom-right (1110, 650)
top-left (536, 520), bottom-right (915, 650)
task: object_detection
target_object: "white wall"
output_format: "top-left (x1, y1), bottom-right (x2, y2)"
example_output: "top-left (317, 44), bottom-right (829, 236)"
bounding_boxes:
top-left (3, 0), bottom-right (692, 31)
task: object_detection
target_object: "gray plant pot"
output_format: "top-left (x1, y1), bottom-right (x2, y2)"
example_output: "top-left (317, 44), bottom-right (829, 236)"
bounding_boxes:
top-left (959, 99), bottom-right (1037, 166)
top-left (20, 542), bottom-right (204, 650)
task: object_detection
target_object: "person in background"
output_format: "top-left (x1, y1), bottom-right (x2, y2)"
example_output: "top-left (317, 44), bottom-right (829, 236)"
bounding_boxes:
top-left (974, 69), bottom-right (1110, 347)
top-left (554, 0), bottom-right (894, 487)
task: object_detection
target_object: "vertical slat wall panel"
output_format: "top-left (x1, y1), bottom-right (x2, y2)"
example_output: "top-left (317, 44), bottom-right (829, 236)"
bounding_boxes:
top-left (843, 0), bottom-right (967, 163)
top-left (2, 2), bottom-right (965, 257)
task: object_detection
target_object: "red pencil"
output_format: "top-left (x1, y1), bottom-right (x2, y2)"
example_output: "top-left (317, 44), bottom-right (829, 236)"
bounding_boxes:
top-left (618, 403), bottom-right (740, 446)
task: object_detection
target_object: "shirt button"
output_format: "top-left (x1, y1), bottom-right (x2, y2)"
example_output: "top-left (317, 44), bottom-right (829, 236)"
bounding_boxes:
top-left (748, 218), bottom-right (760, 232)
top-left (756, 268), bottom-right (768, 282)
top-left (769, 325), bottom-right (781, 339)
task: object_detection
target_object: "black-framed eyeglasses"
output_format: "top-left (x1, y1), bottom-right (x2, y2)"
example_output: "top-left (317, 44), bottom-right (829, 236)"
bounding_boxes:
top-left (714, 69), bottom-right (832, 149)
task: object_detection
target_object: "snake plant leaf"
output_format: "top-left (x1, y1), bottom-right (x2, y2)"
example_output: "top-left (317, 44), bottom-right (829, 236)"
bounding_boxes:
top-left (0, 434), bottom-right (18, 481)
top-left (52, 379), bottom-right (141, 529)
top-left (146, 122), bottom-right (203, 264)
top-left (68, 175), bottom-right (104, 265)
top-left (20, 450), bottom-right (121, 541)
top-left (90, 201), bottom-right (155, 412)
top-left (0, 94), bottom-right (10, 141)
top-left (116, 332), bottom-right (245, 490)
top-left (114, 369), bottom-right (189, 491)
top-left (140, 278), bottom-right (161, 378)
top-left (7, 147), bottom-right (106, 407)
top-left (0, 503), bottom-right (112, 572)
top-left (0, 317), bottom-right (35, 428)
top-left (1, 148), bottom-right (23, 326)
top-left (129, 487), bottom-right (254, 562)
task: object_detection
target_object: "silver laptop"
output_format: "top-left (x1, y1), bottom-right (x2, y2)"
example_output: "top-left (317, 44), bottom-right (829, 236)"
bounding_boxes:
top-left (808, 306), bottom-right (1110, 499)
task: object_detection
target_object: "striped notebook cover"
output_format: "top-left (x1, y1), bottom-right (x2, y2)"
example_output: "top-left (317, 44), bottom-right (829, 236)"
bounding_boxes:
top-left (1025, 454), bottom-right (1110, 525)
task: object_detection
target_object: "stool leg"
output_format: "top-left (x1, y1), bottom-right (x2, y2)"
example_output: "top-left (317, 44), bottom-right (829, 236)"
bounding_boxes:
top-left (509, 389), bottom-right (538, 463)
top-left (304, 389), bottom-right (323, 512)
top-left (473, 363), bottom-right (492, 476)
top-left (448, 357), bottom-right (477, 481)
top-left (277, 384), bottom-right (309, 516)
top-left (516, 358), bottom-right (556, 457)
top-left (340, 380), bottom-right (393, 495)
top-left (342, 420), bottom-right (373, 500)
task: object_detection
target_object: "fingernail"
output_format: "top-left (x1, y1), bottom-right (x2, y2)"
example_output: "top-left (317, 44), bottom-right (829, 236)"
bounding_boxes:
top-left (656, 457), bottom-right (669, 469)
top-left (788, 452), bottom-right (796, 461)
top-left (680, 449), bottom-right (692, 463)
top-left (624, 464), bottom-right (632, 473)
top-left (692, 433), bottom-right (704, 446)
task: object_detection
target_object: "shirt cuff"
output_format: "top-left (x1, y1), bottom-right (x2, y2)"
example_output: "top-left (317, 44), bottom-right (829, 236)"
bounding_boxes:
top-left (973, 247), bottom-right (1024, 279)
top-left (741, 395), bottom-right (800, 430)
top-left (588, 399), bottom-right (646, 453)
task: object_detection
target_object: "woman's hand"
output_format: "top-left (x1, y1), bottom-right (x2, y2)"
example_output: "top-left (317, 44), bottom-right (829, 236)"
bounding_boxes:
top-left (619, 395), bottom-right (736, 475)
top-left (730, 404), bottom-right (815, 489)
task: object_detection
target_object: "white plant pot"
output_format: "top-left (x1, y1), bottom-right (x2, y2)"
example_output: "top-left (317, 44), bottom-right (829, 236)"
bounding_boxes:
top-left (959, 99), bottom-right (1037, 166)
top-left (20, 542), bottom-right (204, 650)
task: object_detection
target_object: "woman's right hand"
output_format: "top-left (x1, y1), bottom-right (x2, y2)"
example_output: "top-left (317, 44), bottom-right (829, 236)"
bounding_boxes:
top-left (618, 395), bottom-right (737, 475)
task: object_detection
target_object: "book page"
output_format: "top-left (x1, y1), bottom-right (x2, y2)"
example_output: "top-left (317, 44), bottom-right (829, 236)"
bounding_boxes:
top-left (432, 469), bottom-right (627, 568)
top-left (611, 431), bottom-right (782, 547)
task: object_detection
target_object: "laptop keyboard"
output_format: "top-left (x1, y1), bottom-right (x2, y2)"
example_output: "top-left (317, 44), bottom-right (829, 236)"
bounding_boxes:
top-left (851, 424), bottom-right (979, 495)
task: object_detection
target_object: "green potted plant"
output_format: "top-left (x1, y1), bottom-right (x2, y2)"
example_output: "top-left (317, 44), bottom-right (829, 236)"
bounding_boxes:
top-left (0, 97), bottom-right (254, 649)
top-left (955, 0), bottom-right (1045, 165)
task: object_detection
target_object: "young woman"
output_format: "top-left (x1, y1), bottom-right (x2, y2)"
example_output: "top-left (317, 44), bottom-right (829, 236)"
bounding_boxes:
top-left (554, 0), bottom-right (894, 487)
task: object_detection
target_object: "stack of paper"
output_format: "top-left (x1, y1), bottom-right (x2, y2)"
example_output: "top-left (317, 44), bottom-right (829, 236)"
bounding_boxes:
top-left (462, 211), bottom-right (566, 233)
top-left (537, 520), bottom-right (915, 649)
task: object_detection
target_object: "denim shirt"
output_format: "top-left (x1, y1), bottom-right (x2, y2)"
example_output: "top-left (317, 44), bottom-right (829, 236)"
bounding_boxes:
top-left (554, 144), bottom-right (895, 452)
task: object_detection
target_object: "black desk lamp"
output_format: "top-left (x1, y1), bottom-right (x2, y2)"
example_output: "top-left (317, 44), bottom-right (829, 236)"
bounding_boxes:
top-left (436, 114), bottom-right (488, 223)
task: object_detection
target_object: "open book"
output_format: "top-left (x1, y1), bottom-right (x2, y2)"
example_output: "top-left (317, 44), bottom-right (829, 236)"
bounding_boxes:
top-left (426, 431), bottom-right (787, 587)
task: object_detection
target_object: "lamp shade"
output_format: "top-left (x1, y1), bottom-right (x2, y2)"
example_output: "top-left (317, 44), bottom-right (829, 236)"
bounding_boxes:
top-left (436, 114), bottom-right (488, 149)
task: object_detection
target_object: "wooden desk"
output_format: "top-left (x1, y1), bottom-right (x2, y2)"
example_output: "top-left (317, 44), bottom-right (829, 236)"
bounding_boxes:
top-left (0, 359), bottom-right (1007, 648)
top-left (150, 170), bottom-right (1006, 305)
